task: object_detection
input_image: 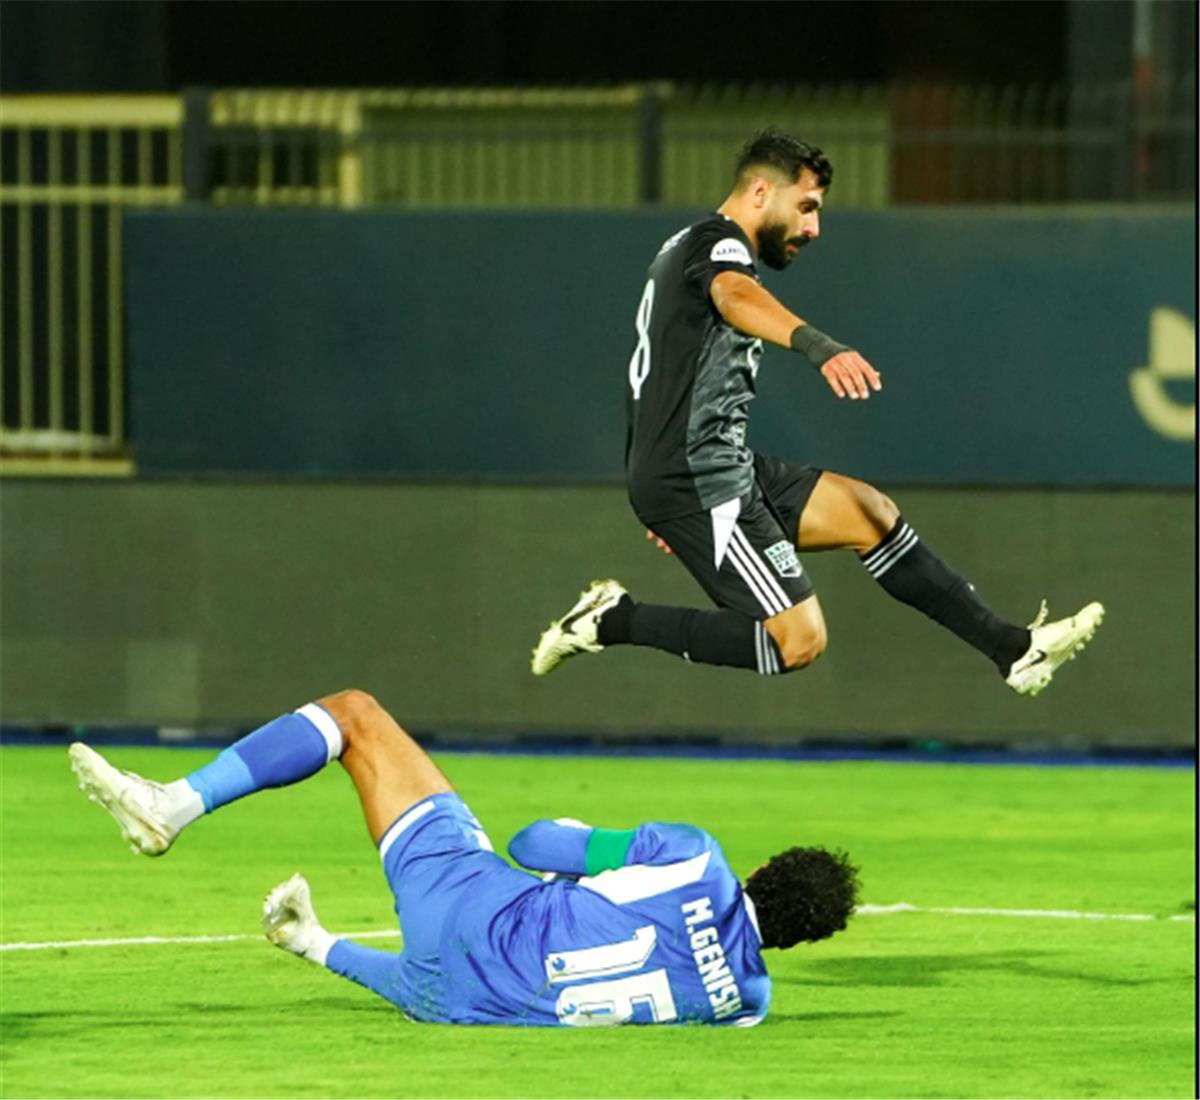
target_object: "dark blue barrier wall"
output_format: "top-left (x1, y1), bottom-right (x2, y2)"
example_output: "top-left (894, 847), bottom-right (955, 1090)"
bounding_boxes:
top-left (4, 479), bottom-right (1193, 746)
top-left (125, 208), bottom-right (1194, 484)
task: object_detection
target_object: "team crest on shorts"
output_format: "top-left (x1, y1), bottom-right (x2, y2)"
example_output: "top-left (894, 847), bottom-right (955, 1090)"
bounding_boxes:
top-left (764, 540), bottom-right (804, 579)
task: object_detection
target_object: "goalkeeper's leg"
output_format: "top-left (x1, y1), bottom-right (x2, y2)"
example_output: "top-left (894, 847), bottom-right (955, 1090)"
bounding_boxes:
top-left (69, 688), bottom-right (453, 854)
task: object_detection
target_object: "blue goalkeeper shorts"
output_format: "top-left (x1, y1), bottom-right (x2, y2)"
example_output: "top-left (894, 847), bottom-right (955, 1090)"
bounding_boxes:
top-left (376, 792), bottom-right (534, 960)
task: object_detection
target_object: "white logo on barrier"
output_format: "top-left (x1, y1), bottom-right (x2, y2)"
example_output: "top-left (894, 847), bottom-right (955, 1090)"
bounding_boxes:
top-left (710, 238), bottom-right (753, 266)
top-left (764, 540), bottom-right (803, 579)
top-left (1129, 307), bottom-right (1195, 442)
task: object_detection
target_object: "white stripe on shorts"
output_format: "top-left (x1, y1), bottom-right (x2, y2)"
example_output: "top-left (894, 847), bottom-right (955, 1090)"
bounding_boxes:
top-left (727, 527), bottom-right (791, 616)
top-left (378, 800), bottom-right (436, 862)
top-left (728, 541), bottom-right (786, 616)
top-left (732, 528), bottom-right (793, 609)
top-left (295, 703), bottom-right (344, 762)
top-left (710, 498), bottom-right (742, 569)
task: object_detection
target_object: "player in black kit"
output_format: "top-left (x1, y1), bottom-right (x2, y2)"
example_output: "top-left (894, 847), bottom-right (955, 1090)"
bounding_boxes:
top-left (532, 128), bottom-right (1103, 695)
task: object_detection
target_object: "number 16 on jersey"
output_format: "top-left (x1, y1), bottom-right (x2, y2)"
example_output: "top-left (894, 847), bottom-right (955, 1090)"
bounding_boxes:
top-left (628, 279), bottom-right (655, 400)
top-left (545, 924), bottom-right (678, 1027)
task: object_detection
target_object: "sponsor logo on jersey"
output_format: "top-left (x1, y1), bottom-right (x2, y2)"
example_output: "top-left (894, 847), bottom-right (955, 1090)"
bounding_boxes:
top-left (764, 540), bottom-right (804, 579)
top-left (681, 896), bottom-right (744, 1020)
top-left (710, 238), bottom-right (753, 266)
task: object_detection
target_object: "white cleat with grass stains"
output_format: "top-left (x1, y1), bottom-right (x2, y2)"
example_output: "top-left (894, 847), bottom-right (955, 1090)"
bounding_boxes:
top-left (531, 579), bottom-right (628, 676)
top-left (68, 742), bottom-right (180, 856)
top-left (1005, 600), bottom-right (1106, 697)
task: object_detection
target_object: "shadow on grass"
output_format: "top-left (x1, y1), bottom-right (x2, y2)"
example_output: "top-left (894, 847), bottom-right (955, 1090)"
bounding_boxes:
top-left (782, 950), bottom-right (1184, 988)
top-left (1, 998), bottom-right (393, 1043)
top-left (3, 1002), bottom-right (900, 1041)
top-left (766, 1009), bottom-right (902, 1024)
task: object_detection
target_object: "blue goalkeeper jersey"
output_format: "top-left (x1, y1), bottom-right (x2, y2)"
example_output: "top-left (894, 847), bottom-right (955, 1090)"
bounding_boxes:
top-left (436, 815), bottom-right (769, 1026)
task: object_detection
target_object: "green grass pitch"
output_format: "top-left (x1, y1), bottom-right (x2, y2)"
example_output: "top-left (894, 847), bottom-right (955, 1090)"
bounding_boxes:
top-left (1, 746), bottom-right (1194, 1099)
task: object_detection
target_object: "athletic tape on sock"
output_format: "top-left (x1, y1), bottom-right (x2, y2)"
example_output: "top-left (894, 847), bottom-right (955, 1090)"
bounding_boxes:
top-left (295, 703), bottom-right (344, 762)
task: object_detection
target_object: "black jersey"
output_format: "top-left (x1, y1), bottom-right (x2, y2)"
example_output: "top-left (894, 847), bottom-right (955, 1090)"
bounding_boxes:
top-left (624, 215), bottom-right (766, 523)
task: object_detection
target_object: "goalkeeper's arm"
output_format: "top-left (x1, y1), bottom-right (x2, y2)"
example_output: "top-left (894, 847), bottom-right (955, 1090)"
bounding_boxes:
top-left (508, 819), bottom-right (713, 875)
top-left (507, 818), bottom-right (636, 876)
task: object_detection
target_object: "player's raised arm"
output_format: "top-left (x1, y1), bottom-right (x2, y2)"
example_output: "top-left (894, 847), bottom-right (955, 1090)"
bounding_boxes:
top-left (709, 271), bottom-right (882, 400)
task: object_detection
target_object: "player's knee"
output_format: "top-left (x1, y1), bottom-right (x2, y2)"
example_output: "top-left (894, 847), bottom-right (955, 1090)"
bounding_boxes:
top-left (320, 688), bottom-right (385, 746)
top-left (859, 483), bottom-right (900, 540)
top-left (777, 622), bottom-right (827, 670)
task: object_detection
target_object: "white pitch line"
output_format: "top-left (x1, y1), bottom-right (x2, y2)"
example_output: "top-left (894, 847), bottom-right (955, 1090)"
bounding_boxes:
top-left (2, 904), bottom-right (1192, 953)
top-left (0, 929), bottom-right (400, 953)
top-left (855, 902), bottom-right (1195, 922)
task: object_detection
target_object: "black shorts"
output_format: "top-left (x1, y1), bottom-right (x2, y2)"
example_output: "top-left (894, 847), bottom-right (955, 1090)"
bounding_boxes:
top-left (646, 456), bottom-right (823, 620)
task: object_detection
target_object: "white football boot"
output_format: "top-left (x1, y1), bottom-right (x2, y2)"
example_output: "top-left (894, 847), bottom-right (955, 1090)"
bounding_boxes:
top-left (263, 873), bottom-right (333, 963)
top-left (68, 742), bottom-right (186, 855)
top-left (1005, 600), bottom-right (1106, 697)
top-left (530, 578), bottom-right (628, 676)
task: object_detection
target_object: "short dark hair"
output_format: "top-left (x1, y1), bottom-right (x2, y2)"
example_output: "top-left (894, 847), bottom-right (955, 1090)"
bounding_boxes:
top-left (733, 127), bottom-right (833, 190)
top-left (743, 846), bottom-right (860, 949)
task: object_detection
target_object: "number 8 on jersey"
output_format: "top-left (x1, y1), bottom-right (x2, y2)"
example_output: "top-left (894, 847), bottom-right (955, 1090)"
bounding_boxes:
top-left (628, 279), bottom-right (655, 400)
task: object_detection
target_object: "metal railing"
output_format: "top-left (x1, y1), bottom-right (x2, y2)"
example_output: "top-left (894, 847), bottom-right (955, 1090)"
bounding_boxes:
top-left (1, 79), bottom-right (1194, 473)
top-left (200, 86), bottom-right (650, 208)
top-left (0, 95), bottom-right (182, 473)
top-left (196, 84), bottom-right (894, 209)
top-left (198, 78), bottom-right (1194, 209)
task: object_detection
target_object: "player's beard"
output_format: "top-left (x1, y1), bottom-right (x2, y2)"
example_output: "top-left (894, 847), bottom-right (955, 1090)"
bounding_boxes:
top-left (757, 220), bottom-right (811, 270)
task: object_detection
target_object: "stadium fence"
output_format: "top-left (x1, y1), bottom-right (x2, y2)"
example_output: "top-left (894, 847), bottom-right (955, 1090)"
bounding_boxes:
top-left (1, 77), bottom-right (1195, 472)
top-left (0, 95), bottom-right (183, 474)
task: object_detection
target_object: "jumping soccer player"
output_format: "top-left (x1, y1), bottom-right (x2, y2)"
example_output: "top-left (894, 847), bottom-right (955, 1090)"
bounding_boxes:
top-left (532, 127), bottom-right (1103, 693)
top-left (68, 689), bottom-right (859, 1027)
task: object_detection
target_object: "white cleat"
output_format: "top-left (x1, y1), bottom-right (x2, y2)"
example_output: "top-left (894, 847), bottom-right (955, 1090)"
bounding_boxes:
top-left (1005, 600), bottom-right (1106, 697)
top-left (531, 578), bottom-right (628, 676)
top-left (263, 873), bottom-right (326, 959)
top-left (68, 742), bottom-right (179, 856)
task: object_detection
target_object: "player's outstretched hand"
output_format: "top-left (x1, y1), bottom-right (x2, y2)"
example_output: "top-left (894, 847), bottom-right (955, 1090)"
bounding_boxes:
top-left (820, 350), bottom-right (883, 400)
top-left (645, 529), bottom-right (673, 555)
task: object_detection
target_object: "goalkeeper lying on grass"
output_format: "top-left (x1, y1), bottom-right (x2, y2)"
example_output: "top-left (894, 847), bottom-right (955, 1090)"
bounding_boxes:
top-left (69, 687), bottom-right (859, 1027)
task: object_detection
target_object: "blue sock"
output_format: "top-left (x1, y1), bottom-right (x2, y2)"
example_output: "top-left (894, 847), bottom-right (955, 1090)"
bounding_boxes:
top-left (186, 703), bottom-right (344, 814)
top-left (326, 941), bottom-right (410, 1010)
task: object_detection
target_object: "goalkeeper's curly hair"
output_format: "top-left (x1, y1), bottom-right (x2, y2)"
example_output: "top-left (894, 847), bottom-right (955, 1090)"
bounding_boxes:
top-left (743, 846), bottom-right (860, 949)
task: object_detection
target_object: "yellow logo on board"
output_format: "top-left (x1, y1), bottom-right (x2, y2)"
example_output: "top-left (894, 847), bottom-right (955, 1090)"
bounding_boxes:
top-left (1129, 308), bottom-right (1195, 442)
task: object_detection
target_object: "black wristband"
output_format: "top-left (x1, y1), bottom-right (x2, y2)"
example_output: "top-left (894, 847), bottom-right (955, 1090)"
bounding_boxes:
top-left (789, 323), bottom-right (851, 369)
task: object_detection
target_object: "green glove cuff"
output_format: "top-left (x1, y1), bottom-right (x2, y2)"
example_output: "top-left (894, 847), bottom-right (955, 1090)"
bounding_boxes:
top-left (585, 827), bottom-right (636, 874)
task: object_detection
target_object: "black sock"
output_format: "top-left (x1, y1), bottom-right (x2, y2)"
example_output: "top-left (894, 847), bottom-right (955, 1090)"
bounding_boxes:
top-left (861, 518), bottom-right (1030, 675)
top-left (597, 594), bottom-right (635, 644)
top-left (599, 596), bottom-right (787, 675)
